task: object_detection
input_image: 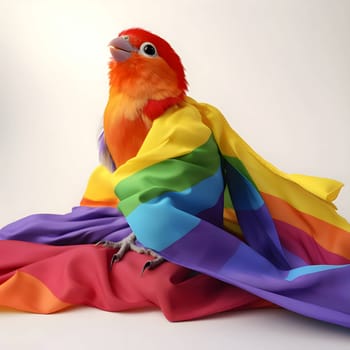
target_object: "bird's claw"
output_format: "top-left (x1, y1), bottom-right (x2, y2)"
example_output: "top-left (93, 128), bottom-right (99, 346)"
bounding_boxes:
top-left (142, 256), bottom-right (165, 274)
top-left (97, 233), bottom-right (165, 272)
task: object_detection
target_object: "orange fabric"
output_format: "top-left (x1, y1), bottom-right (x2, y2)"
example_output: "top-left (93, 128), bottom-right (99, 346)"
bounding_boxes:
top-left (80, 198), bottom-right (118, 208)
top-left (0, 271), bottom-right (71, 313)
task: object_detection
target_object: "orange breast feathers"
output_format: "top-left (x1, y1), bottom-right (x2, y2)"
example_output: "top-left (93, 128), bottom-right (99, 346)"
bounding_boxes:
top-left (103, 57), bottom-right (183, 168)
top-left (103, 93), bottom-right (152, 168)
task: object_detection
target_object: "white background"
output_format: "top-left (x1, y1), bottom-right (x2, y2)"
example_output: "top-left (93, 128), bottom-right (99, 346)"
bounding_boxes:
top-left (0, 0), bottom-right (350, 348)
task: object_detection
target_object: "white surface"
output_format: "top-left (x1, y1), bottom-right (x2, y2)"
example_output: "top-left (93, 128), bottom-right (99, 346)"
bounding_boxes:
top-left (1, 308), bottom-right (350, 350)
top-left (0, 0), bottom-right (350, 348)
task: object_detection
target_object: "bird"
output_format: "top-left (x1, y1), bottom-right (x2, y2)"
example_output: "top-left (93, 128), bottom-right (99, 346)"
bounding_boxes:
top-left (81, 27), bottom-right (350, 328)
top-left (98, 28), bottom-right (188, 269)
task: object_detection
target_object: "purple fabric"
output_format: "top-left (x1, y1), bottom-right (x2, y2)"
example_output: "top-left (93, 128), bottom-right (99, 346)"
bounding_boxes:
top-left (161, 220), bottom-right (240, 271)
top-left (197, 193), bottom-right (224, 228)
top-left (0, 206), bottom-right (131, 245)
top-left (236, 205), bottom-right (289, 269)
top-left (275, 220), bottom-right (350, 265)
top-left (2, 204), bottom-right (350, 327)
top-left (160, 219), bottom-right (350, 328)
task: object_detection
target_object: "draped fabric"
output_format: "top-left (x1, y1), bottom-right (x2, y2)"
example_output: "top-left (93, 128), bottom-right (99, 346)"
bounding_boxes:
top-left (1, 97), bottom-right (350, 327)
top-left (0, 207), bottom-right (270, 319)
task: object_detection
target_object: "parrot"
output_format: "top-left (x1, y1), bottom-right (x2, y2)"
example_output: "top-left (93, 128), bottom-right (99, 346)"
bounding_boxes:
top-left (92, 29), bottom-right (350, 327)
top-left (98, 28), bottom-right (188, 269)
top-left (1, 27), bottom-right (349, 327)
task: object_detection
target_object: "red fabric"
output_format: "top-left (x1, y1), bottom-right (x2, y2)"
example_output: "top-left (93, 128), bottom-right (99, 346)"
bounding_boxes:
top-left (0, 240), bottom-right (272, 320)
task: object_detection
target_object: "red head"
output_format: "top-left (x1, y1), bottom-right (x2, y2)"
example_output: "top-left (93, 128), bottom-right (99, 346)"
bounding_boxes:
top-left (108, 28), bottom-right (187, 113)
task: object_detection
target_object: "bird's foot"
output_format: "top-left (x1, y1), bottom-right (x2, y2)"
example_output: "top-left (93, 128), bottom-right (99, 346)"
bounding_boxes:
top-left (98, 233), bottom-right (146, 264)
top-left (97, 233), bottom-right (165, 272)
top-left (141, 250), bottom-right (165, 273)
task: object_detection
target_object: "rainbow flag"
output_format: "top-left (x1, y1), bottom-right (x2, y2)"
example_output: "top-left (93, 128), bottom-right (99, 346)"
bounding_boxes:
top-left (1, 97), bottom-right (350, 326)
top-left (0, 207), bottom-right (271, 319)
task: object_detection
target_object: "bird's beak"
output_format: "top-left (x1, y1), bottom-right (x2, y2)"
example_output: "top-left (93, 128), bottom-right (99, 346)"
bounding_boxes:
top-left (108, 37), bottom-right (136, 62)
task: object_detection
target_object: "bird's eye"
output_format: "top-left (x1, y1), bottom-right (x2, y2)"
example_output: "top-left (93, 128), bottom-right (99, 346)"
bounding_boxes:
top-left (139, 42), bottom-right (158, 57)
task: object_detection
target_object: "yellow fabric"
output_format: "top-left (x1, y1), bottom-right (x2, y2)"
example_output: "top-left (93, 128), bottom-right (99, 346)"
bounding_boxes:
top-left (82, 96), bottom-right (348, 232)
top-left (82, 165), bottom-right (118, 204)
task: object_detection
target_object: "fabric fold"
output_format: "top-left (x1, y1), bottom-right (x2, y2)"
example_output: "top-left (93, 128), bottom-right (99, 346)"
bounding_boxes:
top-left (1, 96), bottom-right (350, 327)
top-left (110, 97), bottom-right (350, 327)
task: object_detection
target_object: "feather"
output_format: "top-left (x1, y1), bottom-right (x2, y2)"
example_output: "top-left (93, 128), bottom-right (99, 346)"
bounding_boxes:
top-left (98, 130), bottom-right (116, 172)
